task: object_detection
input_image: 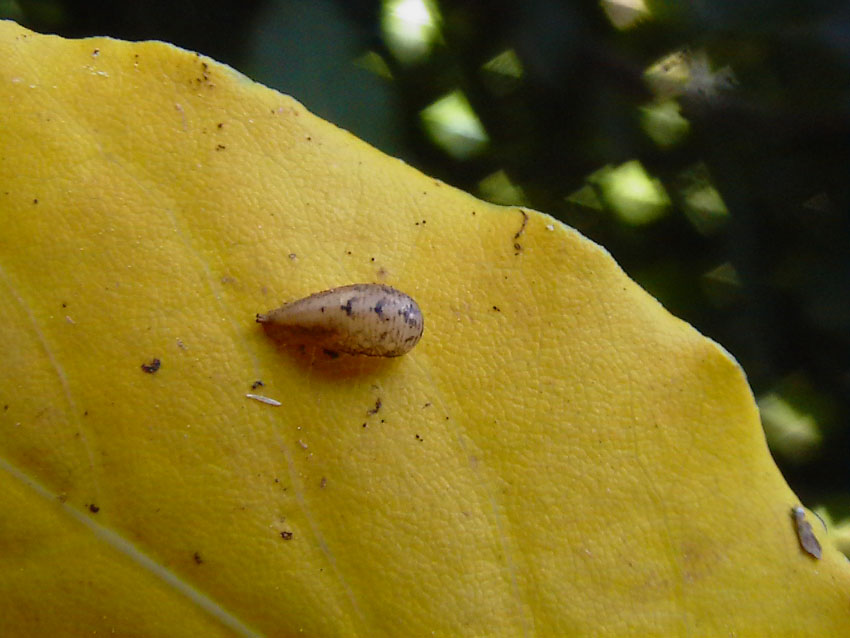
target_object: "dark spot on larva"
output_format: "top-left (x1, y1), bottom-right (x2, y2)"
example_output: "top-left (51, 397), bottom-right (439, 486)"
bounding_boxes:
top-left (323, 349), bottom-right (340, 359)
top-left (141, 358), bottom-right (161, 374)
top-left (341, 298), bottom-right (355, 316)
top-left (251, 380), bottom-right (264, 389)
top-left (83, 410), bottom-right (88, 416)
top-left (92, 48), bottom-right (99, 57)
top-left (217, 122), bottom-right (223, 128)
top-left (33, 198), bottom-right (38, 204)
top-left (216, 144), bottom-right (226, 151)
top-left (374, 300), bottom-right (385, 318)
top-left (3, 405), bottom-right (8, 411)
top-left (514, 242), bottom-right (522, 255)
top-left (400, 304), bottom-right (419, 326)
top-left (370, 257), bottom-right (376, 262)
top-left (280, 531), bottom-right (293, 540)
top-left (423, 402), bottom-right (431, 408)
top-left (367, 399), bottom-right (382, 415)
top-left (362, 422), bottom-right (367, 428)
top-left (193, 552), bottom-right (203, 564)
top-left (493, 305), bottom-right (501, 312)
top-left (88, 503), bottom-right (100, 513)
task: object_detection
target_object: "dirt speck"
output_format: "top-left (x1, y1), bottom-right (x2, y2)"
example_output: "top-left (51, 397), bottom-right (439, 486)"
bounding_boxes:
top-left (141, 358), bottom-right (161, 374)
top-left (792, 506), bottom-right (822, 559)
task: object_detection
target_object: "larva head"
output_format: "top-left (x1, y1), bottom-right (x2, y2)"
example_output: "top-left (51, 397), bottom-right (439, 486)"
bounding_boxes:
top-left (257, 283), bottom-right (424, 357)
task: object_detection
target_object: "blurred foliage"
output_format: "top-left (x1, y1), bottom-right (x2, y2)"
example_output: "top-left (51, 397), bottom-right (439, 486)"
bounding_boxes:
top-left (5, 0), bottom-right (849, 535)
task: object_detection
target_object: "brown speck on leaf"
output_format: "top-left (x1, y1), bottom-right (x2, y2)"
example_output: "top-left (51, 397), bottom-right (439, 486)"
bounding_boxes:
top-left (320, 477), bottom-right (327, 488)
top-left (141, 358), bottom-right (161, 374)
top-left (216, 144), bottom-right (226, 151)
top-left (33, 198), bottom-right (38, 204)
top-left (251, 380), bottom-right (264, 389)
top-left (280, 531), bottom-right (293, 540)
top-left (492, 305), bottom-right (501, 312)
top-left (193, 552), bottom-right (203, 564)
top-left (514, 209), bottom-right (529, 239)
top-left (792, 506), bottom-right (822, 559)
top-left (88, 503), bottom-right (100, 513)
top-left (367, 398), bottom-right (382, 415)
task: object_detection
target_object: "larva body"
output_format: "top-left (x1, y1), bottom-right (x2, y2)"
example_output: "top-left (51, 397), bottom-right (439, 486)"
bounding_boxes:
top-left (256, 284), bottom-right (424, 357)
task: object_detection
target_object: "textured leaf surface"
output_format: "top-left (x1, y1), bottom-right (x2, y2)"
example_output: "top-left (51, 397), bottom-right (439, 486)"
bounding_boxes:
top-left (1, 20), bottom-right (848, 637)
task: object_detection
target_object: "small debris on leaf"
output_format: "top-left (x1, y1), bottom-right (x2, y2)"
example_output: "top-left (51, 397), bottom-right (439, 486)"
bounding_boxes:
top-left (792, 505), bottom-right (822, 559)
top-left (141, 358), bottom-right (161, 374)
top-left (245, 393), bottom-right (282, 407)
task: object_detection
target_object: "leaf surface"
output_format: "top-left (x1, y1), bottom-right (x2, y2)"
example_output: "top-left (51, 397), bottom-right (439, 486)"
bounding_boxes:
top-left (1, 20), bottom-right (848, 637)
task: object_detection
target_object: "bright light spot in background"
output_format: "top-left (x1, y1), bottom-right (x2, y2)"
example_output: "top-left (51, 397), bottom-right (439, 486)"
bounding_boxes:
top-left (589, 160), bottom-right (670, 226)
top-left (566, 184), bottom-right (604, 211)
top-left (353, 51), bottom-right (393, 80)
top-left (640, 100), bottom-right (690, 148)
top-left (481, 49), bottom-right (525, 95)
top-left (381, 0), bottom-right (442, 66)
top-left (677, 164), bottom-right (730, 235)
top-left (478, 170), bottom-right (526, 205)
top-left (600, 0), bottom-right (650, 30)
top-left (758, 393), bottom-right (822, 464)
top-left (701, 262), bottom-right (741, 308)
top-left (644, 49), bottom-right (736, 101)
top-left (420, 90), bottom-right (488, 159)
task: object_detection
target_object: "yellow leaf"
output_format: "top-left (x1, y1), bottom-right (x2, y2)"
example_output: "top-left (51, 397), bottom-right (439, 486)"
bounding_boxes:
top-left (1, 20), bottom-right (848, 637)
